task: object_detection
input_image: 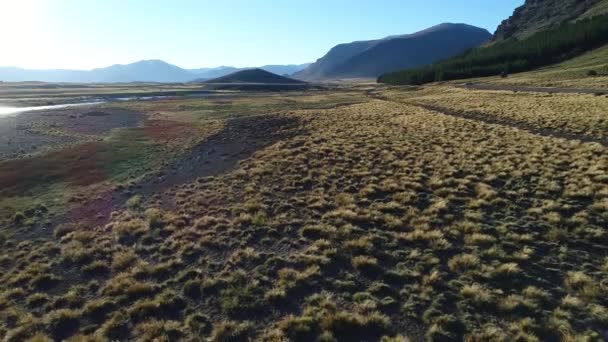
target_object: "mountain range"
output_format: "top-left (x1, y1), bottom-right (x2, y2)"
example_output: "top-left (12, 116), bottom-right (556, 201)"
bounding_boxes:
top-left (0, 61), bottom-right (311, 83)
top-left (1, 23), bottom-right (496, 83)
top-left (294, 23), bottom-right (492, 80)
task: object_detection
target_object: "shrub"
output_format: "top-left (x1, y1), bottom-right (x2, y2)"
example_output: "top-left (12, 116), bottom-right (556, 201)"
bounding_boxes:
top-left (587, 70), bottom-right (598, 76)
top-left (183, 279), bottom-right (203, 298)
top-left (352, 255), bottom-right (380, 274)
top-left (24, 333), bottom-right (53, 342)
top-left (82, 260), bottom-right (110, 276)
top-left (321, 311), bottom-right (391, 341)
top-left (30, 274), bottom-right (62, 291)
top-left (301, 225), bottom-right (337, 239)
top-left (126, 195), bottom-right (142, 209)
top-left (83, 299), bottom-right (116, 323)
top-left (210, 320), bottom-right (255, 342)
top-left (144, 208), bottom-right (164, 228)
top-left (278, 315), bottom-right (318, 341)
top-left (114, 219), bottom-right (146, 244)
top-left (134, 320), bottom-right (182, 341)
top-left (128, 292), bottom-right (185, 322)
top-left (219, 283), bottom-right (265, 316)
top-left (26, 293), bottom-right (50, 308)
top-left (111, 250), bottom-right (139, 271)
top-left (13, 211), bottom-right (26, 224)
top-left (447, 254), bottom-right (480, 272)
top-left (97, 311), bottom-right (131, 341)
top-left (44, 309), bottom-right (80, 341)
top-left (185, 313), bottom-right (211, 336)
top-left (461, 283), bottom-right (494, 305)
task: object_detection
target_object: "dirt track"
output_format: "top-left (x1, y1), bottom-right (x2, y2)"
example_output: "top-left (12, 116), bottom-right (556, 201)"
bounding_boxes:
top-left (367, 90), bottom-right (608, 147)
top-left (457, 83), bottom-right (608, 95)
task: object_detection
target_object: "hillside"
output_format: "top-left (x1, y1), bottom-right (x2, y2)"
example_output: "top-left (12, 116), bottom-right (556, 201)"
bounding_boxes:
top-left (203, 68), bottom-right (305, 84)
top-left (295, 23), bottom-right (491, 80)
top-left (379, 13), bottom-right (608, 85)
top-left (459, 43), bottom-right (608, 89)
top-left (493, 0), bottom-right (608, 41)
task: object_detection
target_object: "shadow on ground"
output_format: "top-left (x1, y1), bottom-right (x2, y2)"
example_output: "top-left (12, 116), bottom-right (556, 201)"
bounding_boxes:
top-left (62, 114), bottom-right (304, 228)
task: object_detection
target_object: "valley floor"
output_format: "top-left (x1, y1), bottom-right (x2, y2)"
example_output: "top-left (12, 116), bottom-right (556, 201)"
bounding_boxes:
top-left (0, 82), bottom-right (607, 341)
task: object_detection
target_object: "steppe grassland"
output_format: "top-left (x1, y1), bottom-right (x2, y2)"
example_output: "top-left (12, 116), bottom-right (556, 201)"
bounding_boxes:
top-left (1, 92), bottom-right (607, 341)
top-left (383, 86), bottom-right (608, 140)
top-left (109, 90), bottom-right (366, 121)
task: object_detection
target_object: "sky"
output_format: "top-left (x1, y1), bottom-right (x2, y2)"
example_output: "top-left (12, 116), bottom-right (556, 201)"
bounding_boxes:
top-left (0, 0), bottom-right (524, 70)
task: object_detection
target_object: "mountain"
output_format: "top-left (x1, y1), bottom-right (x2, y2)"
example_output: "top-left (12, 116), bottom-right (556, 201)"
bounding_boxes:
top-left (89, 60), bottom-right (194, 83)
top-left (0, 62), bottom-right (311, 83)
top-left (204, 69), bottom-right (306, 84)
top-left (493, 0), bottom-right (608, 41)
top-left (378, 2), bottom-right (608, 85)
top-left (295, 23), bottom-right (491, 80)
top-left (191, 64), bottom-right (310, 80)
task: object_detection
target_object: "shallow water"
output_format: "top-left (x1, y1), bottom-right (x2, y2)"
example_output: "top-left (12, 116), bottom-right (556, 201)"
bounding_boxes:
top-left (0, 101), bottom-right (104, 116)
top-left (0, 92), bottom-right (212, 117)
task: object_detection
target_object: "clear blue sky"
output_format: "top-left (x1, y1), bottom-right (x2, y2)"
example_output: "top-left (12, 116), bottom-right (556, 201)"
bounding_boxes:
top-left (0, 0), bottom-right (523, 70)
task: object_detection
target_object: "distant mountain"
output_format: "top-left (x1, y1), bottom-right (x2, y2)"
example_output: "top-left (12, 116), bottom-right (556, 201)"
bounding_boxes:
top-left (0, 67), bottom-right (90, 83)
top-left (260, 64), bottom-right (312, 76)
top-left (493, 0), bottom-right (608, 41)
top-left (203, 69), bottom-right (306, 84)
top-left (191, 64), bottom-right (310, 80)
top-left (0, 61), bottom-right (311, 83)
top-left (294, 23), bottom-right (491, 80)
top-left (89, 60), bottom-right (194, 83)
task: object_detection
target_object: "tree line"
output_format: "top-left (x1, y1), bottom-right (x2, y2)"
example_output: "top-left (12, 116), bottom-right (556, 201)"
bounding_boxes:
top-left (378, 15), bottom-right (608, 85)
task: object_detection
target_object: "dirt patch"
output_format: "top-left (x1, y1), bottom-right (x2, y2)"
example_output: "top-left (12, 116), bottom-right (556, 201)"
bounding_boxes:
top-left (62, 114), bottom-right (303, 225)
top-left (37, 107), bottom-right (142, 135)
top-left (137, 119), bottom-right (197, 142)
top-left (0, 142), bottom-right (106, 197)
top-left (141, 114), bottom-right (301, 198)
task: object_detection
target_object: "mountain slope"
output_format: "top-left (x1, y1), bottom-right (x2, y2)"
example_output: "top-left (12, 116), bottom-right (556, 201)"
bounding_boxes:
top-left (295, 23), bottom-right (491, 80)
top-left (204, 69), bottom-right (306, 84)
top-left (379, 8), bottom-right (608, 85)
top-left (493, 0), bottom-right (608, 41)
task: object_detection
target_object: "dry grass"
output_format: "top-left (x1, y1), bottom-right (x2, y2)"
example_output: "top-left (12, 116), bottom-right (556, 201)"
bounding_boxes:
top-left (0, 85), bottom-right (606, 340)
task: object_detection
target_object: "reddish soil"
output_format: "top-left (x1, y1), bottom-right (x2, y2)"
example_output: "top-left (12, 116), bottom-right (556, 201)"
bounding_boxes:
top-left (62, 114), bottom-right (303, 226)
top-left (63, 191), bottom-right (117, 228)
top-left (0, 142), bottom-right (106, 197)
top-left (137, 119), bottom-right (196, 142)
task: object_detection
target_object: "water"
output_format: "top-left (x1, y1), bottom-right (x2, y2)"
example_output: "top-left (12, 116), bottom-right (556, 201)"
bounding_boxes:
top-left (0, 91), bottom-right (212, 117)
top-left (0, 101), bottom-right (104, 117)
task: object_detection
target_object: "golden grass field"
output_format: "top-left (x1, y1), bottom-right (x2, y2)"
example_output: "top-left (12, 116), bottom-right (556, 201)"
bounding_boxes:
top-left (0, 78), bottom-right (607, 341)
